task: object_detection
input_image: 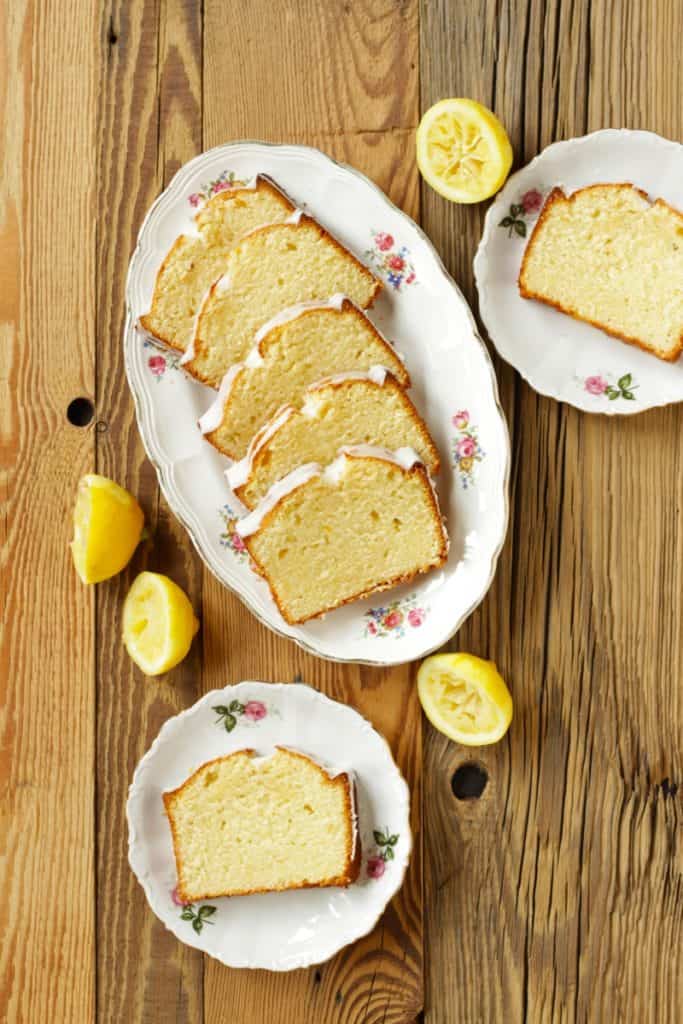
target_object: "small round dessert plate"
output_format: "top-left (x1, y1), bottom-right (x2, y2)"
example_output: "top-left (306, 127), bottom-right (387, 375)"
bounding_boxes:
top-left (127, 681), bottom-right (411, 971)
top-left (124, 141), bottom-right (509, 666)
top-left (475, 129), bottom-right (683, 415)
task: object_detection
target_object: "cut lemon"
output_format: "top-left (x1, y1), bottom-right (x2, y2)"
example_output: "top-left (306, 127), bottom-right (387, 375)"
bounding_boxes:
top-left (416, 98), bottom-right (513, 204)
top-left (71, 474), bottom-right (144, 584)
top-left (123, 571), bottom-right (199, 676)
top-left (417, 653), bottom-right (512, 745)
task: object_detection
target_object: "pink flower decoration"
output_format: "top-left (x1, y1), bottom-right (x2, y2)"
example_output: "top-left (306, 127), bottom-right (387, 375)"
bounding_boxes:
top-left (231, 532), bottom-right (246, 553)
top-left (148, 354), bottom-right (166, 376)
top-left (456, 437), bottom-right (476, 458)
top-left (452, 410), bottom-right (469, 430)
top-left (367, 856), bottom-right (386, 879)
top-left (212, 180), bottom-right (231, 194)
top-left (387, 254), bottom-right (405, 271)
top-left (382, 610), bottom-right (403, 630)
top-left (407, 608), bottom-right (425, 628)
top-left (585, 375), bottom-right (608, 396)
top-left (375, 232), bottom-right (394, 252)
top-left (521, 188), bottom-right (543, 213)
top-left (171, 886), bottom-right (186, 907)
top-left (188, 193), bottom-right (201, 208)
top-left (244, 700), bottom-right (267, 721)
top-left (367, 621), bottom-right (377, 635)
top-left (405, 272), bottom-right (415, 285)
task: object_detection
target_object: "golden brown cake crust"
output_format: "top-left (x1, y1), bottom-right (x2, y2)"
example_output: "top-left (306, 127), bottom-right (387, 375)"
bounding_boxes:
top-left (240, 453), bottom-right (448, 625)
top-left (163, 746), bottom-right (360, 901)
top-left (185, 217), bottom-right (383, 386)
top-left (518, 183), bottom-right (683, 362)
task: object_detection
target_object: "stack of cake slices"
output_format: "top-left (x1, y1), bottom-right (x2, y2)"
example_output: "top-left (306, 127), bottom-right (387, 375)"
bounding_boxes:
top-left (140, 176), bottom-right (449, 624)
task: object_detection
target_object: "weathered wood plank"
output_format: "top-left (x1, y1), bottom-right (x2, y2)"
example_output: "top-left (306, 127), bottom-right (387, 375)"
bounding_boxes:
top-left (201, 2), bottom-right (422, 1022)
top-left (0, 0), bottom-right (98, 1020)
top-left (420, 1), bottom-right (683, 1021)
top-left (95, 1), bottom-right (204, 1020)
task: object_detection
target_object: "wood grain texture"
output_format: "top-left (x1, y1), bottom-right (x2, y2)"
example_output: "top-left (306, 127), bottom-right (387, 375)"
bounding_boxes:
top-left (420, 1), bottom-right (683, 1022)
top-left (95, 1), bottom-right (204, 1021)
top-left (0, 1), bottom-right (97, 1021)
top-left (202, 3), bottom-right (422, 1022)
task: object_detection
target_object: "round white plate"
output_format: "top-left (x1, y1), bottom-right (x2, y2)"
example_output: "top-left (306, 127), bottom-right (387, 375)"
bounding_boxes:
top-left (474, 129), bottom-right (683, 414)
top-left (127, 681), bottom-right (411, 971)
top-left (125, 141), bottom-right (509, 665)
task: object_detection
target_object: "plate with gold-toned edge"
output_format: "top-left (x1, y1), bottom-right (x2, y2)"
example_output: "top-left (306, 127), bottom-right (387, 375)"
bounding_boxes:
top-left (475, 129), bottom-right (683, 415)
top-left (125, 141), bottom-right (509, 665)
top-left (127, 681), bottom-right (411, 970)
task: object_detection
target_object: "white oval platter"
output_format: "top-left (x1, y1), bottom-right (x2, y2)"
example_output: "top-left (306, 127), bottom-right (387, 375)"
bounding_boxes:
top-left (125, 141), bottom-right (509, 665)
top-left (127, 681), bottom-right (411, 971)
top-left (475, 129), bottom-right (683, 415)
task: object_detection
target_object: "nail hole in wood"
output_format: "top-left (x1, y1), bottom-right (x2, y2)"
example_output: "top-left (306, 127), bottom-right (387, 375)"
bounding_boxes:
top-left (95, 420), bottom-right (108, 433)
top-left (67, 397), bottom-right (94, 427)
top-left (451, 762), bottom-right (488, 800)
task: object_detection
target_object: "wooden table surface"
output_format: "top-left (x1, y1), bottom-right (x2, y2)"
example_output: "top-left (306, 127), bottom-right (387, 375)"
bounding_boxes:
top-left (3, 0), bottom-right (682, 1021)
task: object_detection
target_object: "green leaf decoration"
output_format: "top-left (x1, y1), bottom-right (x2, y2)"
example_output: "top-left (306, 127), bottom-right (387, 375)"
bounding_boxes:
top-left (618, 373), bottom-right (632, 389)
top-left (385, 845), bottom-right (395, 860)
top-left (606, 387), bottom-right (620, 399)
top-left (229, 700), bottom-right (242, 713)
top-left (514, 221), bottom-right (526, 237)
top-left (213, 705), bottom-right (228, 715)
top-left (373, 829), bottom-right (387, 846)
top-left (499, 216), bottom-right (513, 227)
top-left (623, 390), bottom-right (636, 400)
top-left (199, 905), bottom-right (216, 918)
top-left (510, 204), bottom-right (523, 216)
top-left (388, 834), bottom-right (399, 846)
top-left (224, 713), bottom-right (237, 732)
top-left (180, 908), bottom-right (194, 920)
top-left (192, 918), bottom-right (204, 934)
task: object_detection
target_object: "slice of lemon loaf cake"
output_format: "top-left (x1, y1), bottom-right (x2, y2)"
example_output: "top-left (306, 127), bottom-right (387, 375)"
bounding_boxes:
top-left (227, 370), bottom-right (441, 508)
top-left (234, 447), bottom-right (449, 624)
top-left (198, 296), bottom-right (408, 459)
top-left (182, 216), bottom-right (382, 387)
top-left (164, 747), bottom-right (359, 900)
top-left (139, 176), bottom-right (294, 351)
top-left (519, 184), bottom-right (683, 361)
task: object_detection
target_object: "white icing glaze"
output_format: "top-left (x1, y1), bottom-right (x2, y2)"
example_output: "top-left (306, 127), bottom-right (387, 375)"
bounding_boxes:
top-left (252, 294), bottom-right (347, 345)
top-left (225, 404), bottom-right (297, 489)
top-left (235, 462), bottom-right (322, 538)
top-left (336, 444), bottom-right (423, 472)
top-left (198, 362), bottom-right (245, 434)
top-left (302, 365), bottom-right (389, 410)
top-left (285, 208), bottom-right (304, 225)
top-left (180, 279), bottom-right (218, 365)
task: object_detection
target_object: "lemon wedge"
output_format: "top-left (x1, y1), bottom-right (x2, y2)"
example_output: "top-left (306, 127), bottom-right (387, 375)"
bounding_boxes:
top-left (417, 653), bottom-right (512, 745)
top-left (416, 98), bottom-right (513, 204)
top-left (123, 571), bottom-right (199, 676)
top-left (71, 474), bottom-right (144, 584)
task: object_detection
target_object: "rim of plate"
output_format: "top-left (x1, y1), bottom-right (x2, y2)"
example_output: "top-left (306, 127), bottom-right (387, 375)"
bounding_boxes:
top-left (127, 680), bottom-right (412, 970)
top-left (474, 128), bottom-right (683, 415)
top-left (124, 140), bottom-right (511, 665)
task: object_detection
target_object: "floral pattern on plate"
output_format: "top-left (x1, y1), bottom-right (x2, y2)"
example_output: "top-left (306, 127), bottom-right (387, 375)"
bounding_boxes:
top-left (362, 593), bottom-right (427, 638)
top-left (171, 888), bottom-right (217, 933)
top-left (189, 169), bottom-right (248, 207)
top-left (452, 410), bottom-right (485, 488)
top-left (498, 187), bottom-right (546, 238)
top-left (363, 231), bottom-right (417, 290)
top-left (213, 698), bottom-right (272, 732)
top-left (218, 505), bottom-right (250, 562)
top-left (144, 340), bottom-right (182, 380)
top-left (584, 373), bottom-right (638, 402)
top-left (366, 827), bottom-right (400, 879)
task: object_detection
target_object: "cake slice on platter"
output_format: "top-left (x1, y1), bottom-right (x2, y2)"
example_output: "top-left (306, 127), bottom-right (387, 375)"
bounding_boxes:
top-left (234, 446), bottom-right (449, 625)
top-left (518, 183), bottom-right (683, 361)
top-left (164, 747), bottom-right (359, 901)
top-left (227, 370), bottom-right (440, 509)
top-left (182, 216), bottom-right (382, 387)
top-left (139, 176), bottom-right (295, 352)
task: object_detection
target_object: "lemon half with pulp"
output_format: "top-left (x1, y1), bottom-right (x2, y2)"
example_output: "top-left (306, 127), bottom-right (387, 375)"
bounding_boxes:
top-left (123, 571), bottom-right (199, 676)
top-left (71, 474), bottom-right (144, 583)
top-left (417, 653), bottom-right (512, 745)
top-left (416, 98), bottom-right (513, 204)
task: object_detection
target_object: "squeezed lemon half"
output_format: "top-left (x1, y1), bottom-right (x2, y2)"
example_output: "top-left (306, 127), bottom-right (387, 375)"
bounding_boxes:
top-left (71, 474), bottom-right (144, 584)
top-left (123, 572), bottom-right (199, 676)
top-left (416, 98), bottom-right (513, 203)
top-left (417, 653), bottom-right (513, 745)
